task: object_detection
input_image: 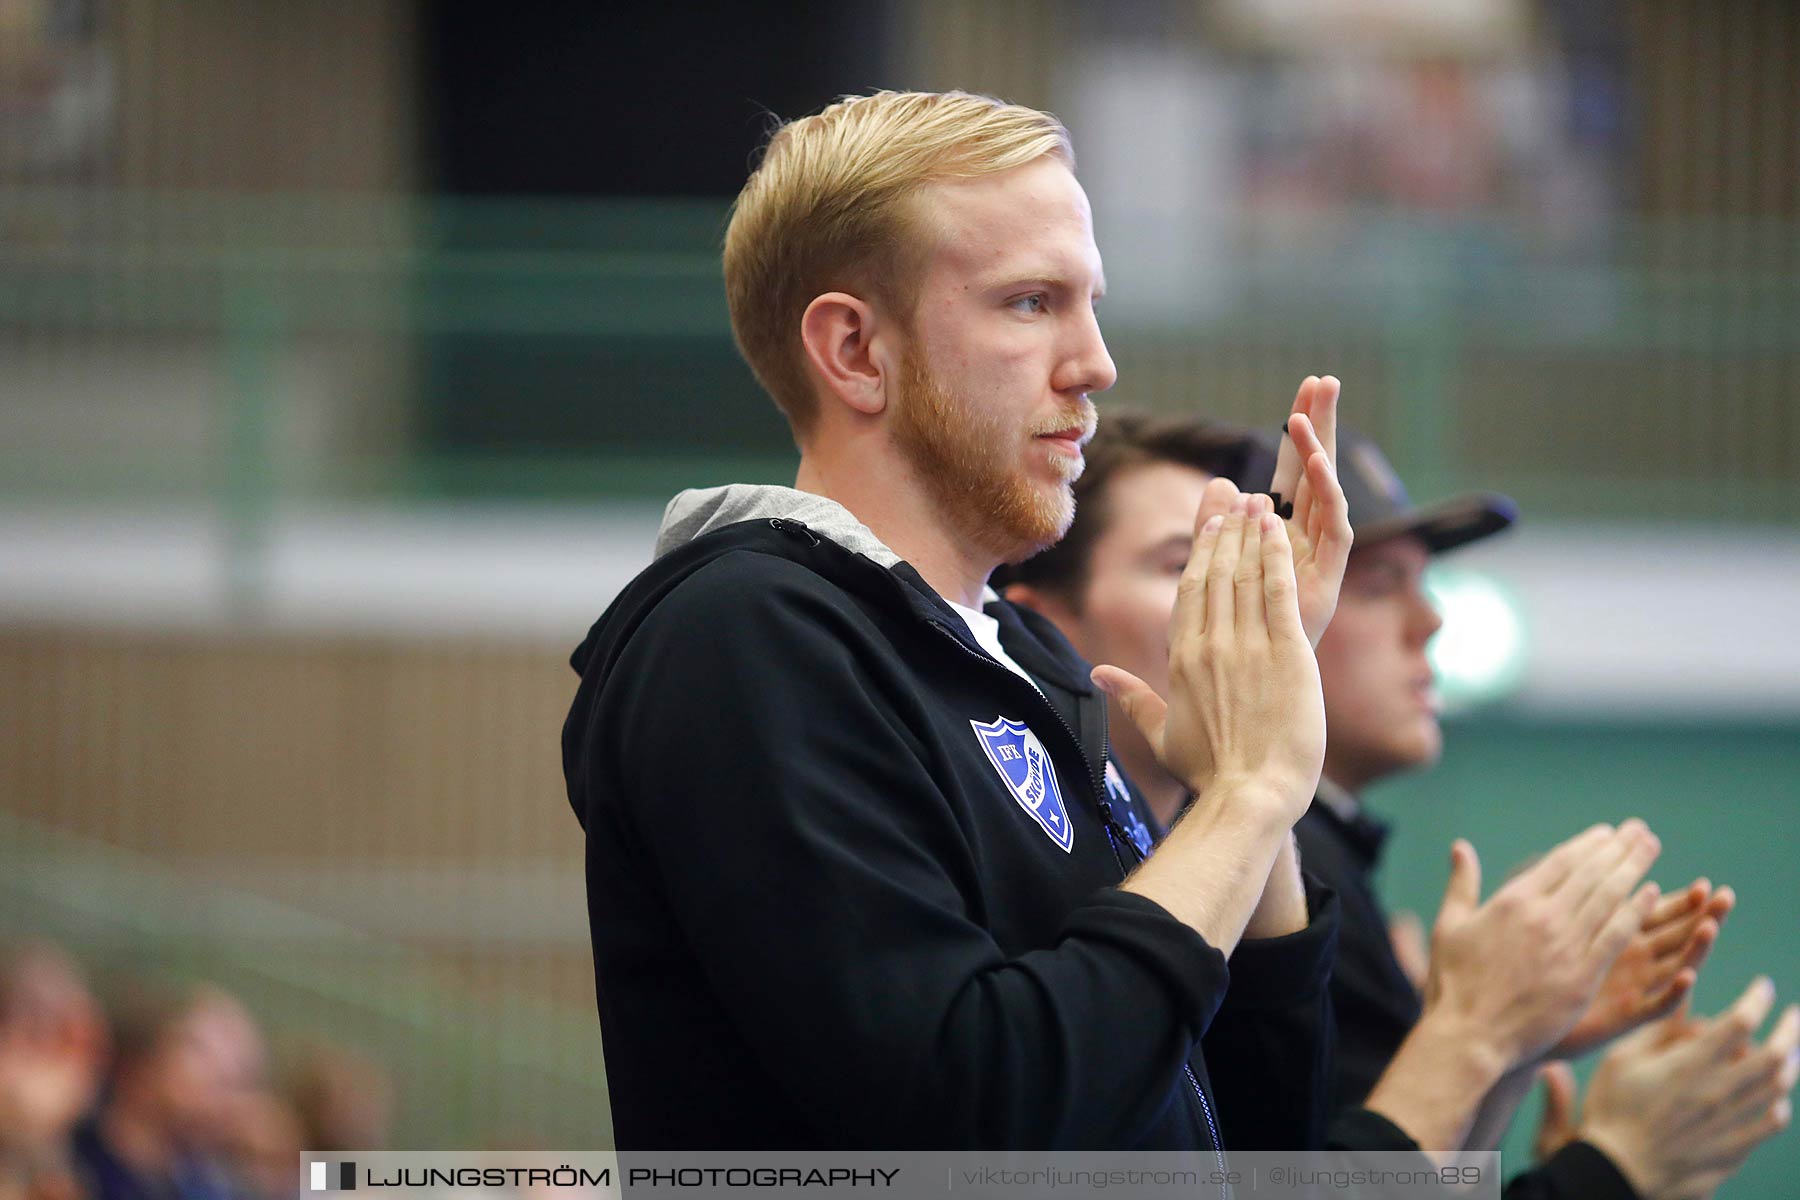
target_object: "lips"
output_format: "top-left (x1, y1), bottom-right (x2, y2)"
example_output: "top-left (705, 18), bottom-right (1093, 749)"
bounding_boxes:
top-left (1036, 428), bottom-right (1087, 451)
top-left (1033, 402), bottom-right (1098, 458)
top-left (1035, 414), bottom-right (1096, 446)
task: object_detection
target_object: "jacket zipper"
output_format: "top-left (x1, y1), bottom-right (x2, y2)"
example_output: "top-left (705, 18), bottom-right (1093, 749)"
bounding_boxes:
top-left (1098, 701), bottom-right (1230, 1191)
top-left (1097, 714), bottom-right (1231, 1192)
top-left (927, 619), bottom-right (1229, 1179)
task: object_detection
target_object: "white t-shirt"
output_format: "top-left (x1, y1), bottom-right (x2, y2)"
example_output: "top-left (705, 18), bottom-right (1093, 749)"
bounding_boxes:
top-left (946, 587), bottom-right (1043, 695)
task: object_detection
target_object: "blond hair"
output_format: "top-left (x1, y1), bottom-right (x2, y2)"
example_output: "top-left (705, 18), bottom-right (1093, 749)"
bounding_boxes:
top-left (724, 91), bottom-right (1073, 438)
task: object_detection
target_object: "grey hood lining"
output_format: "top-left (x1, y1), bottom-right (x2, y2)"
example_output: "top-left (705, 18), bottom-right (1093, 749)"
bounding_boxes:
top-left (654, 484), bottom-right (903, 568)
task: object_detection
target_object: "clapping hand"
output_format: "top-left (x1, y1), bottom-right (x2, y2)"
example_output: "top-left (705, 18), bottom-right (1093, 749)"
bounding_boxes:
top-left (1192, 376), bottom-right (1352, 647)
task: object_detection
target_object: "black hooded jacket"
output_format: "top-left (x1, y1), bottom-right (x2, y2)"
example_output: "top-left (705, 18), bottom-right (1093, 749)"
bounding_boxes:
top-left (562, 486), bottom-right (1338, 1152)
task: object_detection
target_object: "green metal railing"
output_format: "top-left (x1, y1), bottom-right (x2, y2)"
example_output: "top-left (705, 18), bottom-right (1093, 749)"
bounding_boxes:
top-left (0, 809), bottom-right (611, 1148)
top-left (3, 189), bottom-right (1797, 523)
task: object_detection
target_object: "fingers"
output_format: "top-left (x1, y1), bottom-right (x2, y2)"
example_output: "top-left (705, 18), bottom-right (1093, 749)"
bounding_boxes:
top-left (1644, 878), bottom-right (1730, 945)
top-left (1707, 885), bottom-right (1737, 924)
top-left (1173, 511), bottom-right (1225, 638)
top-left (1268, 376), bottom-right (1318, 504)
top-left (1700, 1099), bottom-right (1791, 1171)
top-left (1672, 915), bottom-right (1721, 974)
top-left (1303, 446), bottom-right (1352, 585)
top-left (1636, 967), bottom-right (1699, 1028)
top-left (1195, 475), bottom-right (1241, 533)
top-left (1569, 821), bottom-right (1662, 937)
top-left (1091, 665), bottom-right (1168, 750)
top-left (1697, 1003), bottom-right (1800, 1138)
top-left (1287, 411), bottom-right (1320, 537)
top-left (1235, 495), bottom-right (1267, 637)
top-left (1645, 911), bottom-right (1718, 965)
top-left (1206, 501), bottom-right (1248, 640)
top-left (1639, 881), bottom-right (1723, 989)
top-left (1647, 888), bottom-right (1714, 956)
top-left (1698, 977), bottom-right (1779, 1059)
top-left (1645, 878), bottom-right (1709, 932)
top-left (1729, 1003), bottom-right (1800, 1100)
top-left (1437, 839), bottom-right (1483, 927)
top-left (1259, 512), bottom-right (1305, 643)
top-left (1561, 820), bottom-right (1656, 899)
top-left (1771, 1003), bottom-right (1800, 1084)
top-left (1557, 822), bottom-right (1641, 903)
top-left (1524, 823), bottom-right (1617, 895)
top-left (1592, 882), bottom-right (1664, 975)
top-left (1310, 375), bottom-right (1340, 465)
top-left (1757, 1002), bottom-right (1800, 1079)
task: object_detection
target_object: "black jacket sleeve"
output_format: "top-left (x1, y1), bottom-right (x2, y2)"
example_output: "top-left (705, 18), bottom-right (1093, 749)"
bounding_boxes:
top-left (1326, 1105), bottom-right (1423, 1151)
top-left (1327, 1108), bottom-right (1640, 1200)
top-left (1500, 1145), bottom-right (1640, 1200)
top-left (595, 556), bottom-right (1232, 1148)
top-left (1201, 874), bottom-right (1339, 1149)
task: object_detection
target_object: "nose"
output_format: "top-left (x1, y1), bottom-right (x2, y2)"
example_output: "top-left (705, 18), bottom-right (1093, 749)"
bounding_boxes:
top-left (1053, 304), bottom-right (1117, 397)
top-left (1410, 587), bottom-right (1445, 645)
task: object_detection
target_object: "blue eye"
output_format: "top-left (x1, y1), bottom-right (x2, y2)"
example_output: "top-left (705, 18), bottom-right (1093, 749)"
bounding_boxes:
top-left (1010, 293), bottom-right (1047, 314)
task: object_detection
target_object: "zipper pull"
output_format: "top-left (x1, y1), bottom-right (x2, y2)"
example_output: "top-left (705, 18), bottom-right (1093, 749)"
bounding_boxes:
top-left (768, 518), bottom-right (820, 546)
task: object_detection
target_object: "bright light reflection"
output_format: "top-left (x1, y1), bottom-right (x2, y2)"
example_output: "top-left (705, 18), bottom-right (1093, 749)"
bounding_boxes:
top-left (1425, 568), bottom-right (1527, 710)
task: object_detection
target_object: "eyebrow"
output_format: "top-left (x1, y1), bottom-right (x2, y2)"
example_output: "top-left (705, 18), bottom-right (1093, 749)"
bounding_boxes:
top-left (1141, 533), bottom-right (1193, 559)
top-left (983, 271), bottom-right (1107, 300)
top-left (1351, 560), bottom-right (1412, 584)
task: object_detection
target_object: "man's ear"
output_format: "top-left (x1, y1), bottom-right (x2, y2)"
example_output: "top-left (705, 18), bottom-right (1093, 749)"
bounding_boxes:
top-left (800, 292), bottom-right (889, 417)
top-left (1002, 582), bottom-right (1080, 629)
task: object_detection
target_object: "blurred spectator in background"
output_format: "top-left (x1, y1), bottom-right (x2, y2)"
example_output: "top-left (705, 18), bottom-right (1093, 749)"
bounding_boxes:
top-left (210, 1091), bottom-right (300, 1200)
top-left (284, 1040), bottom-right (392, 1153)
top-left (70, 981), bottom-right (264, 1200)
top-left (2, 941), bottom-right (398, 1200)
top-left (0, 944), bottom-right (107, 1200)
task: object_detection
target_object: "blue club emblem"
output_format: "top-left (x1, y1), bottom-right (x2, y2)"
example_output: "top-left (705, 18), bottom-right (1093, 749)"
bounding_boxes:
top-left (1106, 761), bottom-right (1156, 856)
top-left (970, 716), bottom-right (1074, 853)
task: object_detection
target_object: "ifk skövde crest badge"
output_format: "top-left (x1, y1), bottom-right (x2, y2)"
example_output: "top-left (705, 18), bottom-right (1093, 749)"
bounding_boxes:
top-left (970, 716), bottom-right (1074, 852)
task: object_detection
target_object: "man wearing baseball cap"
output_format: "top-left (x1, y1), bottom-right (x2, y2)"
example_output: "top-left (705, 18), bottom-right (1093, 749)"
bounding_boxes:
top-left (1278, 425), bottom-right (1519, 1113)
top-left (1252, 428), bottom-right (1799, 1200)
top-left (1000, 415), bottom-right (1791, 1193)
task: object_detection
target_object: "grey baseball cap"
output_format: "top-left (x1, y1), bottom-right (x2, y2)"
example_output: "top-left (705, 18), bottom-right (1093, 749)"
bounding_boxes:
top-left (1249, 425), bottom-right (1517, 553)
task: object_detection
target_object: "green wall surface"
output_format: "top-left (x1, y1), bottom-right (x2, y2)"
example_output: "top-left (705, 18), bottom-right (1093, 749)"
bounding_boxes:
top-left (1365, 717), bottom-right (1800, 1199)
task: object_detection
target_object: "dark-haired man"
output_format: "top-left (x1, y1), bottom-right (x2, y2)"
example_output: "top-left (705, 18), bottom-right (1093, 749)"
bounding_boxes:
top-left (1002, 413), bottom-right (1791, 1193)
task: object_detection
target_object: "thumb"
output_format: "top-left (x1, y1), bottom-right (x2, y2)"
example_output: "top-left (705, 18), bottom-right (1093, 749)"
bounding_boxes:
top-left (1090, 665), bottom-right (1168, 749)
top-left (1388, 910), bottom-right (1430, 994)
top-left (1534, 1061), bottom-right (1579, 1162)
top-left (1657, 993), bottom-right (1697, 1044)
top-left (1698, 976), bottom-right (1777, 1058)
top-left (1627, 994), bottom-right (1698, 1054)
top-left (1438, 840), bottom-right (1483, 927)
